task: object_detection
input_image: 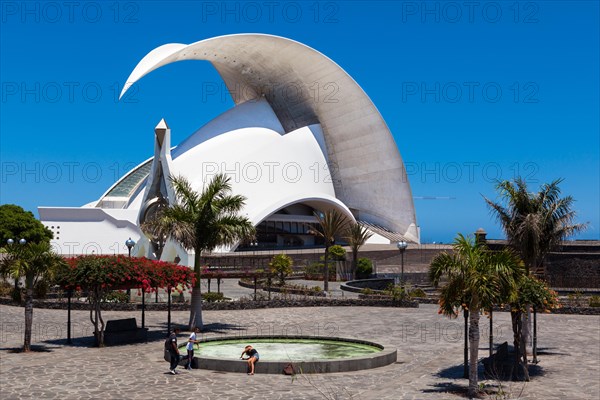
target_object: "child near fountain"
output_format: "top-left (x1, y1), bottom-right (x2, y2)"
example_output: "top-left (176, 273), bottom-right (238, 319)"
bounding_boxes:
top-left (186, 327), bottom-right (201, 370)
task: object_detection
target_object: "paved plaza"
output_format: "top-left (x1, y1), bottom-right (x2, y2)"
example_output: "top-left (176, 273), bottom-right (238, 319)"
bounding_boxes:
top-left (1, 294), bottom-right (599, 399)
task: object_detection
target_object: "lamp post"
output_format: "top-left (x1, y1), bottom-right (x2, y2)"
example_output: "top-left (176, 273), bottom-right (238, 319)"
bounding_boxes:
top-left (125, 238), bottom-right (135, 257)
top-left (396, 241), bottom-right (408, 286)
top-left (125, 238), bottom-right (144, 328)
top-left (125, 238), bottom-right (135, 301)
top-left (67, 287), bottom-right (72, 344)
top-left (250, 241), bottom-right (258, 269)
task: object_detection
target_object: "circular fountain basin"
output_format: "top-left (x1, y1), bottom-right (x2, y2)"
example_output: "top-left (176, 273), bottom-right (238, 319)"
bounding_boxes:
top-left (181, 336), bottom-right (397, 374)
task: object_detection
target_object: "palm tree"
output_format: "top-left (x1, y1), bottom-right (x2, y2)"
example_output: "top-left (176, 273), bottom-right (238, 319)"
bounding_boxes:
top-left (309, 210), bottom-right (350, 292)
top-left (0, 241), bottom-right (65, 351)
top-left (142, 174), bottom-right (255, 329)
top-left (484, 178), bottom-right (587, 275)
top-left (429, 234), bottom-right (522, 397)
top-left (345, 223), bottom-right (372, 280)
top-left (484, 178), bottom-right (587, 366)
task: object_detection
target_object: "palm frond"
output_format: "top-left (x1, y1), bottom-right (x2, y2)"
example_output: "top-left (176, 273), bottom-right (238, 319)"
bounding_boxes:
top-left (312, 210), bottom-right (350, 245)
top-left (344, 223), bottom-right (373, 253)
top-left (430, 233), bottom-right (523, 316)
top-left (484, 178), bottom-right (587, 272)
top-left (144, 174), bottom-right (257, 256)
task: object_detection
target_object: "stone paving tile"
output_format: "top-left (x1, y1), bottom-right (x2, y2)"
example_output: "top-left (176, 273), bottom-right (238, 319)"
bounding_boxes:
top-left (0, 304), bottom-right (598, 399)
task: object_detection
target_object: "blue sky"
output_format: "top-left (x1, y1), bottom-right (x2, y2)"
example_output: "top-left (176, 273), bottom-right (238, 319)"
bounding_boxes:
top-left (1, 1), bottom-right (598, 242)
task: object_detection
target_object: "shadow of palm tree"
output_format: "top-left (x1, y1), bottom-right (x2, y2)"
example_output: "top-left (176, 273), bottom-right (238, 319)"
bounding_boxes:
top-left (43, 336), bottom-right (96, 347)
top-left (2, 345), bottom-right (56, 353)
top-left (535, 347), bottom-right (571, 356)
top-left (421, 381), bottom-right (468, 397)
top-left (435, 363), bottom-right (471, 380)
top-left (38, 321), bottom-right (250, 348)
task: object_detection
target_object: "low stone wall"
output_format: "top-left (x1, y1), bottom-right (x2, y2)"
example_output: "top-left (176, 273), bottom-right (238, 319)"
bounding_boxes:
top-left (341, 278), bottom-right (395, 293)
top-left (0, 296), bottom-right (418, 311)
top-left (487, 240), bottom-right (600, 289)
top-left (4, 296), bottom-right (596, 314)
top-left (238, 280), bottom-right (326, 297)
top-left (545, 253), bottom-right (600, 288)
top-left (539, 306), bottom-right (600, 316)
top-left (357, 293), bottom-right (438, 304)
top-left (0, 296), bottom-right (192, 311)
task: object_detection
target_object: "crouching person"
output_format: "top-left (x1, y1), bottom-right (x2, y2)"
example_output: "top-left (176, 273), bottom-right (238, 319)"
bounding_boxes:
top-left (240, 345), bottom-right (259, 375)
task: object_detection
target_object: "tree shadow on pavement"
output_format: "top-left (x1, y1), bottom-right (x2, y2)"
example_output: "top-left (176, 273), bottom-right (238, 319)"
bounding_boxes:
top-left (421, 382), bottom-right (468, 398)
top-left (1, 345), bottom-right (56, 353)
top-left (43, 336), bottom-right (96, 347)
top-left (37, 322), bottom-right (249, 348)
top-left (435, 363), bottom-right (469, 379)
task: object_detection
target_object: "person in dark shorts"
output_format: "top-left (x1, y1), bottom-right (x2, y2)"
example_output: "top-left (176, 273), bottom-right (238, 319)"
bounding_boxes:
top-left (186, 327), bottom-right (201, 370)
top-left (167, 327), bottom-right (181, 374)
top-left (240, 345), bottom-right (259, 375)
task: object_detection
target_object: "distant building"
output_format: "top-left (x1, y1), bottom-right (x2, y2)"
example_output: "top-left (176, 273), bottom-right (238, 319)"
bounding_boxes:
top-left (39, 34), bottom-right (419, 264)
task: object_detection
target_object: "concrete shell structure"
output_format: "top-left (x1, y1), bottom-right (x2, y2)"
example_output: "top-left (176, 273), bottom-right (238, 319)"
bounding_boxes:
top-left (39, 34), bottom-right (418, 261)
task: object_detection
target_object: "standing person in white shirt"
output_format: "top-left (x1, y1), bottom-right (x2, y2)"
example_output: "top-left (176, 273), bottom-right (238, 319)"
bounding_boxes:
top-left (186, 327), bottom-right (201, 370)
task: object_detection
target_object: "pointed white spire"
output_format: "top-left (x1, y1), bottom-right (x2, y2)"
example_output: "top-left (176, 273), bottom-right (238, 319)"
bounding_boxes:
top-left (155, 118), bottom-right (170, 148)
top-left (155, 118), bottom-right (169, 131)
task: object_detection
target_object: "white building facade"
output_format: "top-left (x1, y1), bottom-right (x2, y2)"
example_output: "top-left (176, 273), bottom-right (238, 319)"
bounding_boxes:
top-left (39, 34), bottom-right (419, 264)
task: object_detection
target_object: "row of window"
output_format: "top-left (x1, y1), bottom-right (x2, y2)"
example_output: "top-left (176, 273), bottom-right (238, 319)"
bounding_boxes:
top-left (257, 221), bottom-right (318, 235)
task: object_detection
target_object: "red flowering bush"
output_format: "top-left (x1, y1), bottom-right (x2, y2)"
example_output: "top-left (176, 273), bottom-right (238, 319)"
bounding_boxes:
top-left (55, 255), bottom-right (195, 292)
top-left (54, 255), bottom-right (195, 347)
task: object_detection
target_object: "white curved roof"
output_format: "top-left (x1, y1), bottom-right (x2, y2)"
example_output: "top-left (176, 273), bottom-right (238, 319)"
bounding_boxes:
top-left (121, 34), bottom-right (418, 242)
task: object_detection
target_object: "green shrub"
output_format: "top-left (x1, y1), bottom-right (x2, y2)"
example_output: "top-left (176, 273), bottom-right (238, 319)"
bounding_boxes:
top-left (356, 258), bottom-right (373, 279)
top-left (202, 292), bottom-right (228, 303)
top-left (568, 290), bottom-right (585, 306)
top-left (104, 290), bottom-right (129, 303)
top-left (360, 288), bottom-right (374, 295)
top-left (386, 285), bottom-right (408, 301)
top-left (328, 245), bottom-right (346, 261)
top-left (303, 262), bottom-right (335, 278)
top-left (589, 295), bottom-right (600, 308)
top-left (269, 254), bottom-right (293, 286)
top-left (409, 288), bottom-right (427, 298)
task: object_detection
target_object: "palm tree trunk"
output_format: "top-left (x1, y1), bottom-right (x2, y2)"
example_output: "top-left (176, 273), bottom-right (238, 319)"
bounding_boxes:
top-left (489, 309), bottom-right (493, 358)
top-left (520, 317), bottom-right (530, 381)
top-left (463, 309), bottom-right (469, 379)
top-left (189, 250), bottom-right (203, 330)
top-left (532, 307), bottom-right (538, 364)
top-left (523, 307), bottom-right (531, 347)
top-left (323, 244), bottom-right (330, 292)
top-left (468, 307), bottom-right (480, 398)
top-left (23, 274), bottom-right (34, 352)
top-left (511, 309), bottom-right (522, 380)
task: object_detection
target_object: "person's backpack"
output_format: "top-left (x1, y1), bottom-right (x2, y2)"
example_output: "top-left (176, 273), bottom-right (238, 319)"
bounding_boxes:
top-left (163, 337), bottom-right (170, 362)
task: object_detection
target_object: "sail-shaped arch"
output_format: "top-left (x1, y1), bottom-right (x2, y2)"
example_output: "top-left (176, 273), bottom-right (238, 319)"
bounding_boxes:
top-left (120, 34), bottom-right (418, 242)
